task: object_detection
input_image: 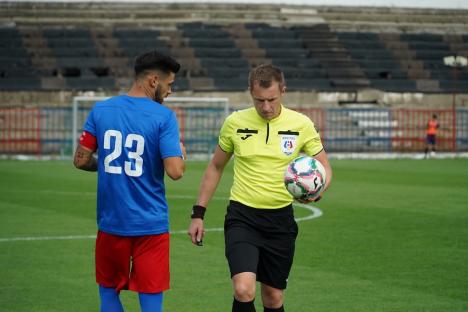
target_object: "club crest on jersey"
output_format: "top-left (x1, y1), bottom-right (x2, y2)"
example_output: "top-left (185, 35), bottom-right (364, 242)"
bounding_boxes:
top-left (280, 135), bottom-right (297, 155)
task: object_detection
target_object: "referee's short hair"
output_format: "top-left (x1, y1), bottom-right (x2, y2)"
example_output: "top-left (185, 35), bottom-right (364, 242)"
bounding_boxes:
top-left (134, 50), bottom-right (181, 78)
top-left (249, 64), bottom-right (285, 91)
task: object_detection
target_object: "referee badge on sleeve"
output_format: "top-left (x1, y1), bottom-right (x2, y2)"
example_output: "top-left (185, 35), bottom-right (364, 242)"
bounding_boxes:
top-left (280, 135), bottom-right (297, 155)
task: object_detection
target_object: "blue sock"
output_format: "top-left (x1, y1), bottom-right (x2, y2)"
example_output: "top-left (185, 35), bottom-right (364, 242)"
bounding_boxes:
top-left (139, 292), bottom-right (163, 312)
top-left (98, 285), bottom-right (124, 312)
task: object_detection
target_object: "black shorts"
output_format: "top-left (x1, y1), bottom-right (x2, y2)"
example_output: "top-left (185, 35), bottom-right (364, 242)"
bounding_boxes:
top-left (427, 134), bottom-right (436, 145)
top-left (224, 200), bottom-right (298, 290)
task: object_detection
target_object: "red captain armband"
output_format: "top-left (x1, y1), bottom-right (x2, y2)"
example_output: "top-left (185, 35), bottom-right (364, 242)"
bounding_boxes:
top-left (79, 131), bottom-right (97, 152)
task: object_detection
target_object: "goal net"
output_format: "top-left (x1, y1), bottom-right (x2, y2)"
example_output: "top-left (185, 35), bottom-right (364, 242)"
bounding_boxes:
top-left (72, 96), bottom-right (230, 160)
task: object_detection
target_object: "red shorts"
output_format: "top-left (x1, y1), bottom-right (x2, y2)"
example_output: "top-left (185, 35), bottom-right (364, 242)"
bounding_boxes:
top-left (95, 230), bottom-right (170, 293)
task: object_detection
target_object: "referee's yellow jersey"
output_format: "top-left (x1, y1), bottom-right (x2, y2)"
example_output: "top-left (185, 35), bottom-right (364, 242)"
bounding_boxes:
top-left (219, 105), bottom-right (323, 209)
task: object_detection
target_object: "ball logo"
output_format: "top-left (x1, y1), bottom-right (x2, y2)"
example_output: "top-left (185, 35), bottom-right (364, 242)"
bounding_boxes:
top-left (280, 135), bottom-right (297, 155)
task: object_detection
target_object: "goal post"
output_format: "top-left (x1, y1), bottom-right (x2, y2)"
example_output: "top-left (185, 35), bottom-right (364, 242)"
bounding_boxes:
top-left (71, 96), bottom-right (230, 160)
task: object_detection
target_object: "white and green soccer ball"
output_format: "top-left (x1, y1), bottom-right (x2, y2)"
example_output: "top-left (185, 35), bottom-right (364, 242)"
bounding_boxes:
top-left (284, 156), bottom-right (326, 201)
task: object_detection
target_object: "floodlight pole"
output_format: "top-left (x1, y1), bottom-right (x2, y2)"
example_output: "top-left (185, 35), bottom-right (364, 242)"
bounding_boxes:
top-left (443, 55), bottom-right (468, 151)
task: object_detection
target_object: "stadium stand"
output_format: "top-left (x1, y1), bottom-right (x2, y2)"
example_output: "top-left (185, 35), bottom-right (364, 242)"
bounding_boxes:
top-left (246, 23), bottom-right (332, 91)
top-left (44, 27), bottom-right (116, 90)
top-left (0, 28), bottom-right (41, 90)
top-left (0, 2), bottom-right (467, 94)
top-left (179, 23), bottom-right (248, 91)
top-left (336, 32), bottom-right (414, 92)
top-left (1, 2), bottom-right (468, 155)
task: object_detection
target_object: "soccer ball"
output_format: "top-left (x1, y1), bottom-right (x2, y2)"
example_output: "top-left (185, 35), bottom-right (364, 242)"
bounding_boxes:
top-left (284, 156), bottom-right (326, 201)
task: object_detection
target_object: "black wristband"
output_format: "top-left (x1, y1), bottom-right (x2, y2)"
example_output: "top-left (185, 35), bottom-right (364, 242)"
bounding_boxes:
top-left (191, 205), bottom-right (206, 219)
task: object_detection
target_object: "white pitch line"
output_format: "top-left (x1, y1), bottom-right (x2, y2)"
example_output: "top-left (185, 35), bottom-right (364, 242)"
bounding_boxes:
top-left (294, 203), bottom-right (323, 222)
top-left (0, 235), bottom-right (97, 242)
top-left (0, 197), bottom-right (322, 243)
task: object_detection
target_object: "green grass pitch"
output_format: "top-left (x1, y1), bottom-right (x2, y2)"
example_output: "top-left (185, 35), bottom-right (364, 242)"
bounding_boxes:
top-left (0, 158), bottom-right (467, 311)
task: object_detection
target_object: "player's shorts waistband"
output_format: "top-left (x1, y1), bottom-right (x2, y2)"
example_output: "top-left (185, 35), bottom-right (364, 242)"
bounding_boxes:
top-left (226, 200), bottom-right (297, 235)
top-left (229, 200), bottom-right (293, 214)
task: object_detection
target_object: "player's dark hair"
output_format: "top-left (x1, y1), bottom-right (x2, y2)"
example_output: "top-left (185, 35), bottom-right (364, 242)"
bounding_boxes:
top-left (134, 50), bottom-right (180, 78)
top-left (248, 64), bottom-right (285, 90)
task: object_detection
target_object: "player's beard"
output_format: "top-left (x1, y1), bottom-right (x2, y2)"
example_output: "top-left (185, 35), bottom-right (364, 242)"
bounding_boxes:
top-left (153, 85), bottom-right (164, 104)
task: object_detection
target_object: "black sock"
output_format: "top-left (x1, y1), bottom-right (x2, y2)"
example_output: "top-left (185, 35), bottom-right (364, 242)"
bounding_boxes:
top-left (264, 306), bottom-right (284, 312)
top-left (233, 298), bottom-right (256, 312)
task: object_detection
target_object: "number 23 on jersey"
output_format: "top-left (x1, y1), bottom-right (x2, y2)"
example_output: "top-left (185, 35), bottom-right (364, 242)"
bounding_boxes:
top-left (103, 129), bottom-right (145, 177)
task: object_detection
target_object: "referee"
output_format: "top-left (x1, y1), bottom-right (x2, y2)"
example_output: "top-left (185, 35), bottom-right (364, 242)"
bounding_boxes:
top-left (188, 64), bottom-right (332, 312)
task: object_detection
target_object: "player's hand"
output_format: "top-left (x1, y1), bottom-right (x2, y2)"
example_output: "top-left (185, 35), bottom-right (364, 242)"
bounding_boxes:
top-left (180, 142), bottom-right (187, 160)
top-left (188, 218), bottom-right (205, 246)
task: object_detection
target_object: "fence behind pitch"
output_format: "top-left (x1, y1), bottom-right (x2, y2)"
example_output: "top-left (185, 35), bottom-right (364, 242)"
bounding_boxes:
top-left (1, 105), bottom-right (467, 156)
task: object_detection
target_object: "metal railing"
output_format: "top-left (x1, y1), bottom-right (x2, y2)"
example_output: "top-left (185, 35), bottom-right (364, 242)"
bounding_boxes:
top-left (1, 106), bottom-right (467, 156)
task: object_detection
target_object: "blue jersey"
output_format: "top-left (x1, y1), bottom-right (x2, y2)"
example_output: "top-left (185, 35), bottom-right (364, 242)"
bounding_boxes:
top-left (83, 95), bottom-right (182, 236)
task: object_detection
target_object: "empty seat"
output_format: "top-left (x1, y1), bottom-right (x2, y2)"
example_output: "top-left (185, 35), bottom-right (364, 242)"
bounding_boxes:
top-left (287, 79), bottom-right (331, 91)
top-left (44, 28), bottom-right (101, 61)
top-left (43, 28), bottom-right (91, 38)
top-left (182, 28), bottom-right (228, 39)
top-left (55, 57), bottom-right (106, 68)
top-left (206, 67), bottom-right (249, 79)
top-left (172, 78), bottom-right (190, 91)
top-left (0, 78), bottom-right (41, 90)
top-left (194, 49), bottom-right (242, 58)
top-left (0, 27), bottom-right (36, 89)
top-left (0, 67), bottom-right (41, 78)
top-left (283, 67), bottom-right (328, 79)
top-left (265, 49), bottom-right (308, 58)
top-left (64, 77), bottom-right (116, 90)
top-left (363, 69), bottom-right (408, 79)
top-left (200, 58), bottom-right (249, 69)
top-left (370, 79), bottom-right (417, 92)
top-left (189, 39), bottom-right (236, 49)
top-left (439, 79), bottom-right (468, 92)
top-left (400, 33), bottom-right (444, 42)
top-left (213, 78), bottom-right (247, 91)
top-left (256, 39), bottom-right (304, 49)
top-left (113, 28), bottom-right (161, 38)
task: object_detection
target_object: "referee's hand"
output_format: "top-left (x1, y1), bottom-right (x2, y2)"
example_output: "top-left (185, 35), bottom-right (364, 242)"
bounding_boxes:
top-left (297, 195), bottom-right (322, 204)
top-left (188, 218), bottom-right (205, 246)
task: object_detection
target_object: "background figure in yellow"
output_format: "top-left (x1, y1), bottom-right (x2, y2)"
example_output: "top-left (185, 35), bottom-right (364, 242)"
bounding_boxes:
top-left (425, 114), bottom-right (439, 158)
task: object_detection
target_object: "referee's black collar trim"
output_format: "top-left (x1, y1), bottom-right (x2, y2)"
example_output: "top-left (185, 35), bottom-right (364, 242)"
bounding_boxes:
top-left (237, 128), bottom-right (258, 134)
top-left (278, 130), bottom-right (299, 135)
top-left (312, 148), bottom-right (324, 156)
